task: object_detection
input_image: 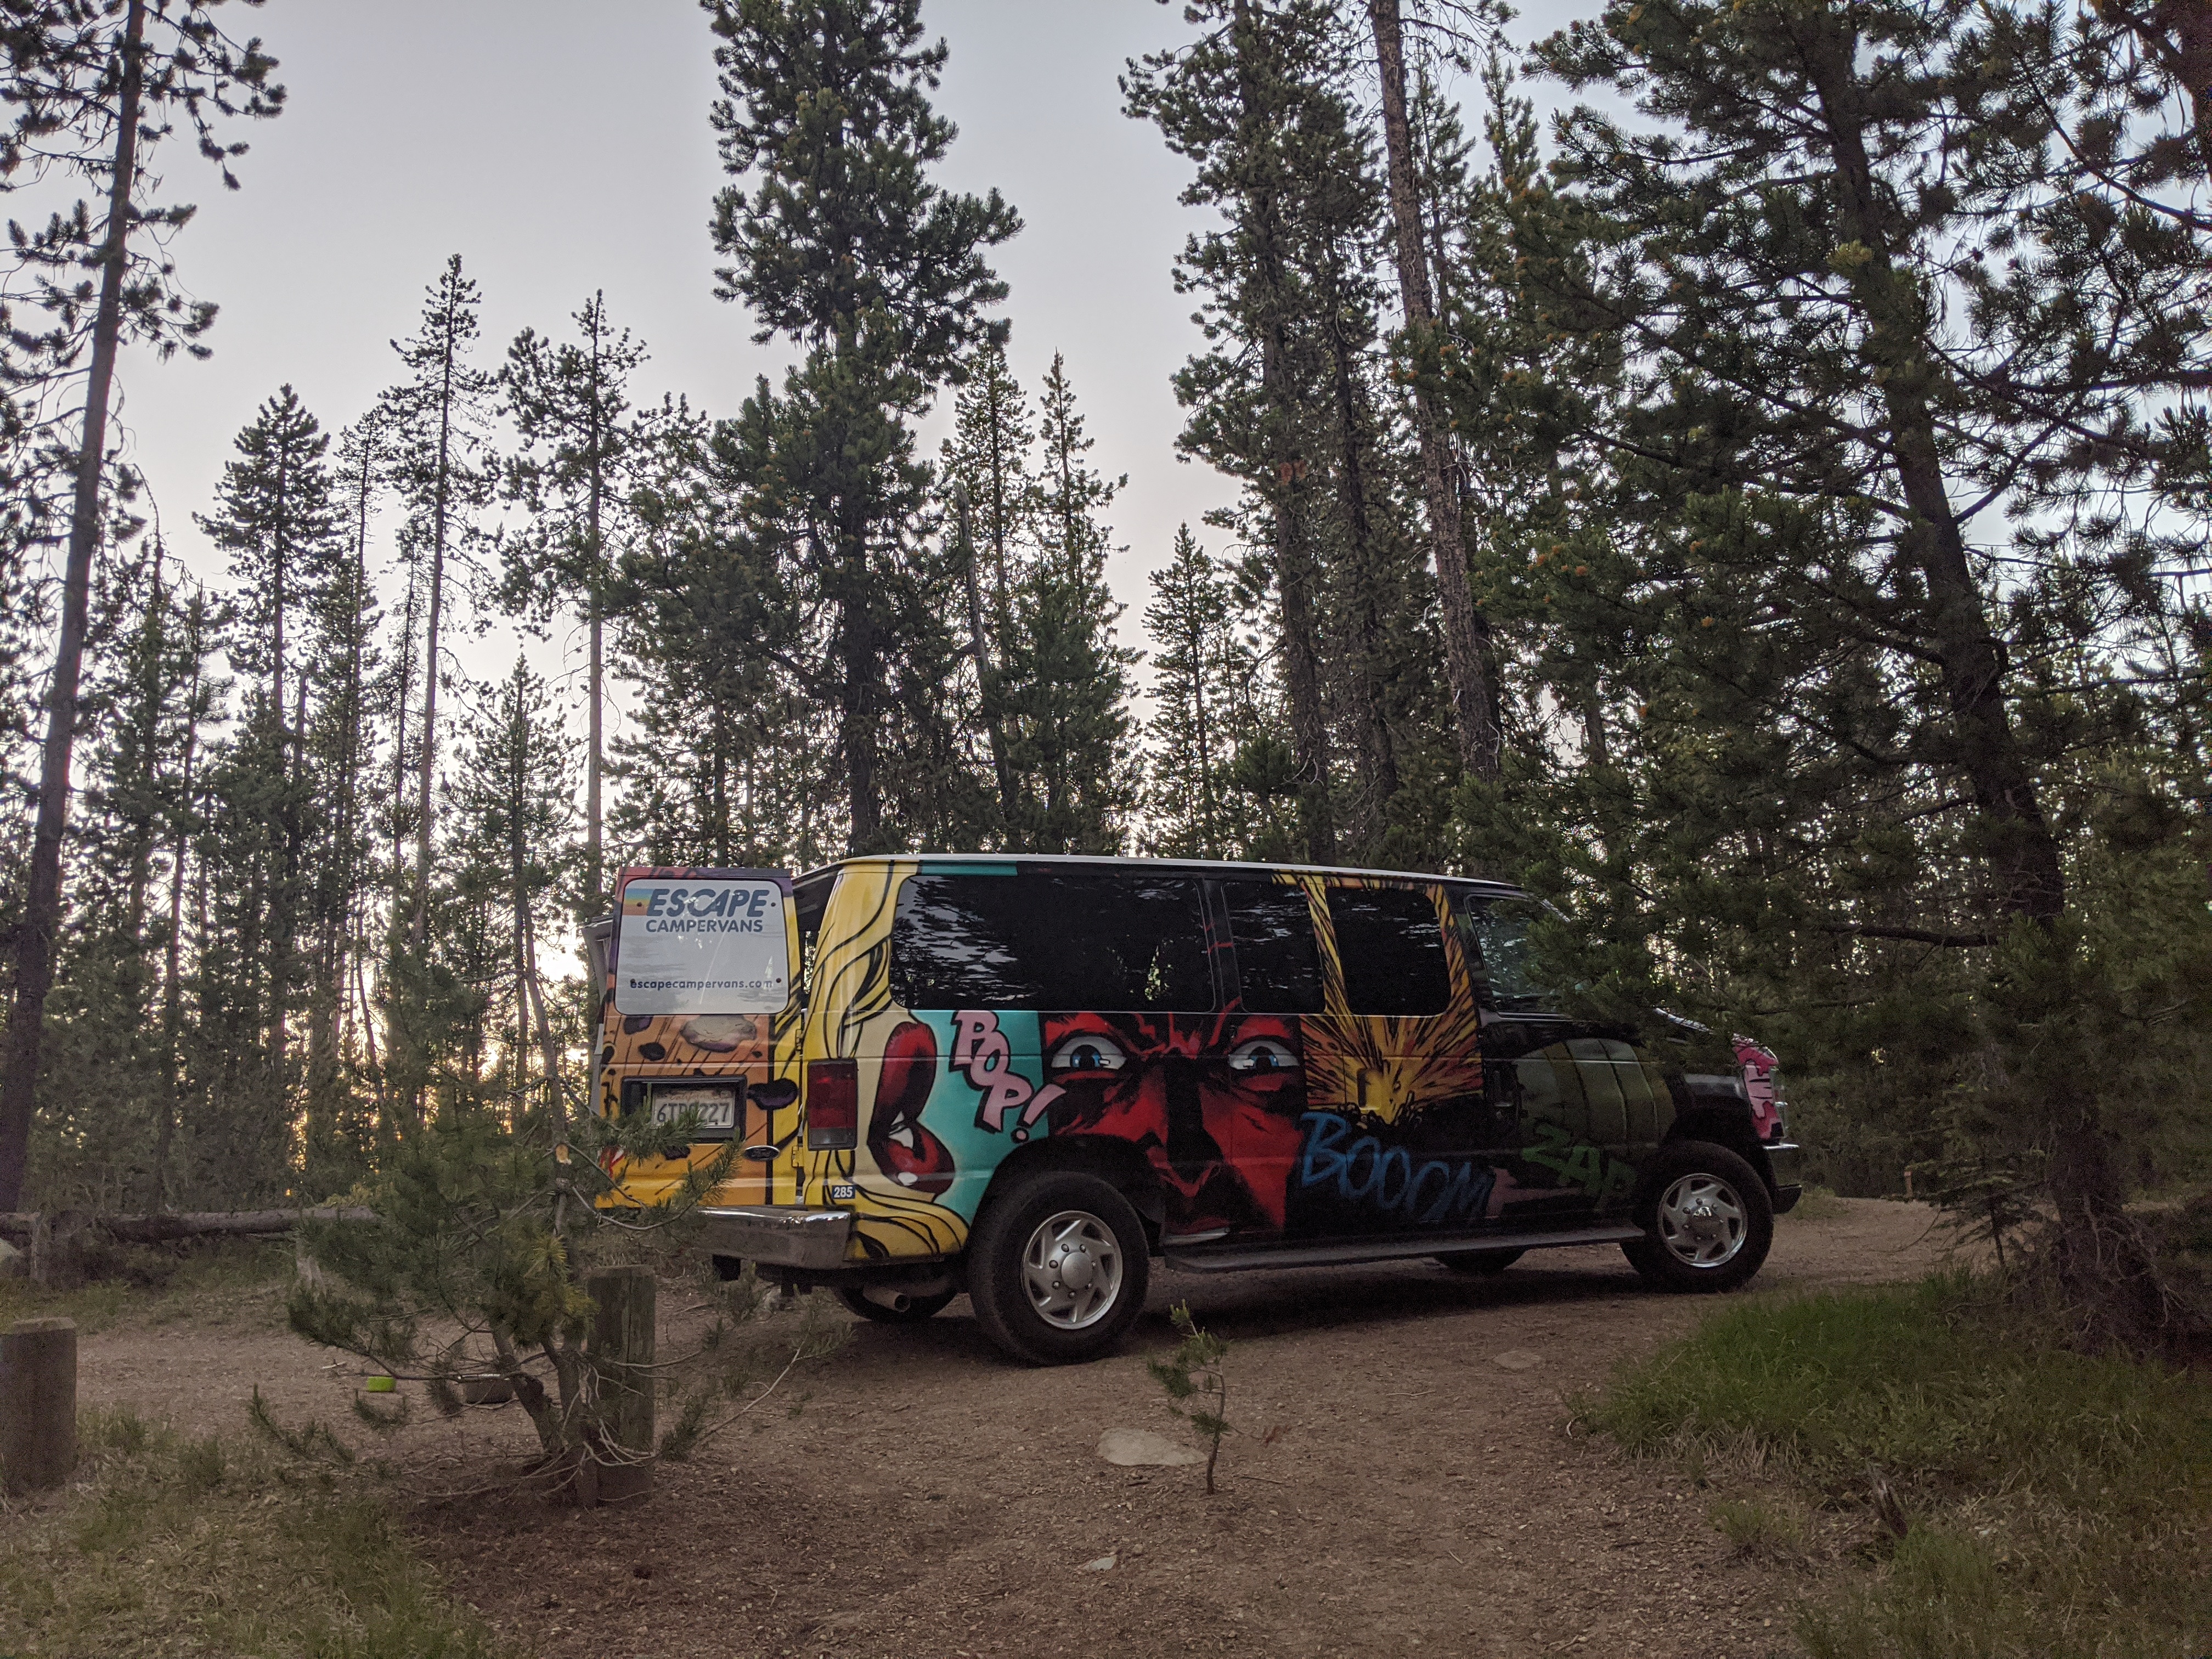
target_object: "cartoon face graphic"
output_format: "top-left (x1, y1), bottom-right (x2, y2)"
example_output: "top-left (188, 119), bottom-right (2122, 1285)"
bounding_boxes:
top-left (867, 1020), bottom-right (958, 1198)
top-left (1041, 1011), bottom-right (1308, 1234)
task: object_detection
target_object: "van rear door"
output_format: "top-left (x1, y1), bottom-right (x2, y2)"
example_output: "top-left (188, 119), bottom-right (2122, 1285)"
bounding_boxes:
top-left (600, 867), bottom-right (801, 1207)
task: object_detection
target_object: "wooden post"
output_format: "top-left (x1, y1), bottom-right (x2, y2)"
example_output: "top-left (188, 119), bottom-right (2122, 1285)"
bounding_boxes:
top-left (2, 1316), bottom-right (77, 1494)
top-left (28, 1210), bottom-right (89, 1286)
top-left (586, 1265), bottom-right (655, 1505)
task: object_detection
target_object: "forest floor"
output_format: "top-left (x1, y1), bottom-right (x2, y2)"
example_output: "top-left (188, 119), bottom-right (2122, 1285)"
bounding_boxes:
top-left (52, 1194), bottom-right (1956, 1659)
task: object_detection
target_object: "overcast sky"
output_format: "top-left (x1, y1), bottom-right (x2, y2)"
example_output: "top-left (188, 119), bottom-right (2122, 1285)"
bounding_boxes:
top-left (111, 0), bottom-right (1583, 727)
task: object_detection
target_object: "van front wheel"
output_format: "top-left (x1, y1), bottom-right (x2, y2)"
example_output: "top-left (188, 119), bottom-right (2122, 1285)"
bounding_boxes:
top-left (969, 1171), bottom-right (1150, 1365)
top-left (1622, 1140), bottom-right (1773, 1293)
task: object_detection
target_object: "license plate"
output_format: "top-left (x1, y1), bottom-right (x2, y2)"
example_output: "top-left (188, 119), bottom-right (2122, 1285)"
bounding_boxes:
top-left (650, 1086), bottom-right (738, 1132)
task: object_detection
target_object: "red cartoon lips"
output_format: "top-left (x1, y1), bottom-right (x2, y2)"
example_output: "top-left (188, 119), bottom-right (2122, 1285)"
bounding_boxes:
top-left (867, 1020), bottom-right (957, 1197)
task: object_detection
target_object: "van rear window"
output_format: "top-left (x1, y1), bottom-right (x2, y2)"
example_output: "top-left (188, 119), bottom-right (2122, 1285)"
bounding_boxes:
top-left (1328, 885), bottom-right (1452, 1017)
top-left (890, 871), bottom-right (1215, 1011)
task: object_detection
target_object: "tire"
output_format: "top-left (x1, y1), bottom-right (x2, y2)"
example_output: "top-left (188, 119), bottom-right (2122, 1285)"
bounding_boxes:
top-left (1622, 1139), bottom-right (1774, 1293)
top-left (711, 1254), bottom-right (747, 1282)
top-left (836, 1285), bottom-right (958, 1324)
top-left (967, 1170), bottom-right (1151, 1365)
top-left (1436, 1249), bottom-right (1523, 1275)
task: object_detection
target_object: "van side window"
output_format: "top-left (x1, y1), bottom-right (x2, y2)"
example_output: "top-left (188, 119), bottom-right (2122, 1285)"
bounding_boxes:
top-left (1221, 880), bottom-right (1323, 1014)
top-left (1328, 885), bottom-right (1451, 1017)
top-left (891, 872), bottom-right (1215, 1011)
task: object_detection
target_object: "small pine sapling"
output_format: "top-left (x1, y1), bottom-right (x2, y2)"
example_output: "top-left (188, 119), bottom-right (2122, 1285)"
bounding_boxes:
top-left (287, 1104), bottom-right (787, 1500)
top-left (1148, 1301), bottom-right (1231, 1494)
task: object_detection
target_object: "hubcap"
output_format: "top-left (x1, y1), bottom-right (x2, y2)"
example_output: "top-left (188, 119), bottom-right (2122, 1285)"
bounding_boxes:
top-left (1020, 1209), bottom-right (1125, 1330)
top-left (1656, 1172), bottom-right (1747, 1269)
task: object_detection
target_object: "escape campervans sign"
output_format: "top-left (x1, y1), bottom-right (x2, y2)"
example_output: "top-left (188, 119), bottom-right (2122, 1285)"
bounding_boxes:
top-left (613, 873), bottom-right (790, 1016)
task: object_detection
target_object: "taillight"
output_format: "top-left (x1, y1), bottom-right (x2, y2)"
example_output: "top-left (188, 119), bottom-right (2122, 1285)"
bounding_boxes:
top-left (806, 1058), bottom-right (859, 1150)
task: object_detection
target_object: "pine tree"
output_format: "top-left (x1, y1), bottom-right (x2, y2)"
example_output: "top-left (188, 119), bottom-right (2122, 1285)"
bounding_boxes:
top-left (301, 414), bottom-right (386, 1191)
top-left (1511, 0), bottom-right (2212, 1326)
top-left (0, 0), bottom-right (281, 1212)
top-left (499, 293), bottom-right (653, 918)
top-left (36, 542), bottom-right (193, 1206)
top-left (1366, 0), bottom-right (1502, 780)
top-left (995, 353), bottom-right (1136, 853)
top-left (704, 0), bottom-right (1019, 851)
top-left (153, 578), bottom-right (218, 1204)
top-left (618, 403), bottom-right (844, 870)
top-left (451, 660), bottom-right (577, 1131)
top-left (1142, 524), bottom-right (1248, 858)
top-left (381, 253), bottom-right (494, 949)
top-left (939, 342), bottom-right (1035, 629)
top-left (182, 388), bottom-right (340, 1191)
top-left (195, 385), bottom-right (340, 756)
top-left (938, 341), bottom-right (1036, 829)
top-left (1125, 0), bottom-right (1355, 865)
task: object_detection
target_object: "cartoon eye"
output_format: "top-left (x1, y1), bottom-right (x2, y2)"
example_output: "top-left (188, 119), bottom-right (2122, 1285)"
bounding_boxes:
top-left (1227, 1037), bottom-right (1300, 1074)
top-left (1049, 1034), bottom-right (1127, 1074)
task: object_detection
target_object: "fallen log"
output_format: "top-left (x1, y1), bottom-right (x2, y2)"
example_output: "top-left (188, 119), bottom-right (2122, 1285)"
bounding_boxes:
top-left (0, 1207), bottom-right (374, 1247)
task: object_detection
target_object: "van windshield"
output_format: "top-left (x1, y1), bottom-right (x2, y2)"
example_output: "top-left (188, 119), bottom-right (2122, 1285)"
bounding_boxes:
top-left (1455, 895), bottom-right (1559, 1013)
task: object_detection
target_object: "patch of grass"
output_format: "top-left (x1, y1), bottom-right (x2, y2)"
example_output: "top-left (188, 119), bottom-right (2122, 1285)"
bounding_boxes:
top-left (1583, 1274), bottom-right (2212, 1658)
top-left (1707, 1493), bottom-right (1809, 1560)
top-left (0, 1236), bottom-right (293, 1333)
top-left (0, 1406), bottom-right (504, 1658)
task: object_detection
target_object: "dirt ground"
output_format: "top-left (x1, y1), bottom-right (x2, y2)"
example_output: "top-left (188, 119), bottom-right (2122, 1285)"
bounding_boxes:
top-left (72, 1197), bottom-right (1952, 1659)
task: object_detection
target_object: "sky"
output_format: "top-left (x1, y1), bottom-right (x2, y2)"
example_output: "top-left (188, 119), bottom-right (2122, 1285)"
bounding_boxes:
top-left (109, 0), bottom-right (1587, 729)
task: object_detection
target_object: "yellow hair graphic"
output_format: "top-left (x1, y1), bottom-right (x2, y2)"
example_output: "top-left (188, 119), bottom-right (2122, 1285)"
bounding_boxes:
top-left (790, 861), bottom-right (967, 1259)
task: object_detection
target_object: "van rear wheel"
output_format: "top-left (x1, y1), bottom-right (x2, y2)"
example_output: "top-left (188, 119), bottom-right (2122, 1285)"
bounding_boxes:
top-left (969, 1171), bottom-right (1150, 1365)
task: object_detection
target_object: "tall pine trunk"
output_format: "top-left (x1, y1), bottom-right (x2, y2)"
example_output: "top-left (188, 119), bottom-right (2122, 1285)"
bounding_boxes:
top-left (586, 535), bottom-right (603, 912)
top-left (410, 525), bottom-right (447, 947)
top-left (1804, 31), bottom-right (2123, 1274)
top-left (584, 321), bottom-right (605, 917)
top-left (1232, 0), bottom-right (1335, 865)
top-left (1368, 0), bottom-right (1501, 780)
top-left (837, 469), bottom-right (884, 851)
top-left (1807, 45), bottom-right (2066, 933)
top-left (156, 589), bottom-right (207, 1207)
top-left (0, 0), bottom-right (148, 1211)
top-left (390, 572), bottom-right (419, 918)
top-left (955, 483), bottom-right (1015, 832)
top-left (410, 328), bottom-right (461, 947)
top-left (1321, 295), bottom-right (1401, 844)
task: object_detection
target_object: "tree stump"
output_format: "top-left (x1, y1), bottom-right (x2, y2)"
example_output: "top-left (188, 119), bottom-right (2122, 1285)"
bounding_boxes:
top-left (585, 1265), bottom-right (656, 1505)
top-left (2, 1316), bottom-right (77, 1495)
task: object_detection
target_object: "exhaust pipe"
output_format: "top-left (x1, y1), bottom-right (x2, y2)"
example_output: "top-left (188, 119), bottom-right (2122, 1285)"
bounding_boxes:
top-left (861, 1286), bottom-right (913, 1314)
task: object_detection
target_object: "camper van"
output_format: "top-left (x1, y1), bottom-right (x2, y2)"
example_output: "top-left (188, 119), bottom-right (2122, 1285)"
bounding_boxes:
top-left (589, 856), bottom-right (1802, 1365)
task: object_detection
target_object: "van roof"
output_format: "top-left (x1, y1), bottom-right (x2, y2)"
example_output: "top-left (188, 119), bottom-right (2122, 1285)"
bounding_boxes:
top-left (795, 852), bottom-right (1528, 894)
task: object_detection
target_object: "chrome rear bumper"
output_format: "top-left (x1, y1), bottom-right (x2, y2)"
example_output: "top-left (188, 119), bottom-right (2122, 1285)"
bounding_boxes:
top-left (697, 1205), bottom-right (855, 1271)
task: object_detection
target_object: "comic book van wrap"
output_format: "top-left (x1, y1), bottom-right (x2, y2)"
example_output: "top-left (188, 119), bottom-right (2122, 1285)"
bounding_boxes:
top-left (595, 857), bottom-right (1804, 1364)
